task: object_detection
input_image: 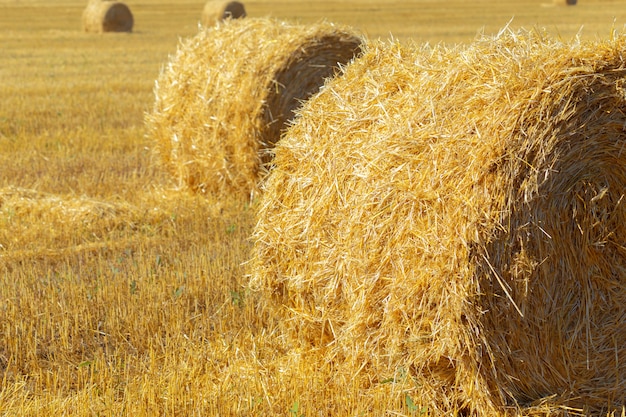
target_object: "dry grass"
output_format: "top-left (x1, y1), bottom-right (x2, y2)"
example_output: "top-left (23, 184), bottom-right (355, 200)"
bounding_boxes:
top-left (3, 1), bottom-right (626, 416)
top-left (251, 28), bottom-right (626, 415)
top-left (145, 17), bottom-right (362, 199)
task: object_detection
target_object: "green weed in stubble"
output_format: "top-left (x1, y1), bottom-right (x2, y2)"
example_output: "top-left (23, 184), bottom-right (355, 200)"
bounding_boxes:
top-left (230, 290), bottom-right (243, 307)
top-left (405, 395), bottom-right (428, 416)
top-left (173, 286), bottom-right (184, 299)
top-left (289, 401), bottom-right (304, 417)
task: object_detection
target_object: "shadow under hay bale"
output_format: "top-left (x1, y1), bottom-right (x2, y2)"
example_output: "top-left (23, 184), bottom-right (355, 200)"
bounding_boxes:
top-left (82, 0), bottom-right (134, 33)
top-left (201, 0), bottom-right (246, 26)
top-left (250, 29), bottom-right (626, 415)
top-left (145, 18), bottom-right (363, 199)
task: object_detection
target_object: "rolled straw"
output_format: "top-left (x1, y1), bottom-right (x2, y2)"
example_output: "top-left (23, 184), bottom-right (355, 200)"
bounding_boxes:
top-left (145, 18), bottom-right (363, 199)
top-left (251, 29), bottom-right (626, 415)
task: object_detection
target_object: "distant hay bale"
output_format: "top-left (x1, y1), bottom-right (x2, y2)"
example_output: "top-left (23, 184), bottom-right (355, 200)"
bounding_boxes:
top-left (82, 0), bottom-right (133, 33)
top-left (145, 18), bottom-right (363, 198)
top-left (553, 0), bottom-right (577, 4)
top-left (251, 29), bottom-right (626, 415)
top-left (201, 1), bottom-right (246, 26)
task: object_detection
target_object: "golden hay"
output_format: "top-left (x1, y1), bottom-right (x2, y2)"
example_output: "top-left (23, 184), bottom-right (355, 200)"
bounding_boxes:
top-left (250, 29), bottom-right (626, 416)
top-left (145, 18), bottom-right (363, 199)
top-left (553, 0), bottom-right (577, 5)
top-left (82, 0), bottom-right (134, 33)
top-left (201, 0), bottom-right (246, 26)
top-left (0, 186), bottom-right (157, 253)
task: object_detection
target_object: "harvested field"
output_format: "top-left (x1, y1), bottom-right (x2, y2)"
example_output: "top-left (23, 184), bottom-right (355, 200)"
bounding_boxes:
top-left (4, 1), bottom-right (626, 416)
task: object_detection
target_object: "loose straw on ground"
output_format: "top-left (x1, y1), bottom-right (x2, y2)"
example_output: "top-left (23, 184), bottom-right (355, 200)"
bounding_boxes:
top-left (250, 28), bottom-right (626, 416)
top-left (145, 18), bottom-right (363, 200)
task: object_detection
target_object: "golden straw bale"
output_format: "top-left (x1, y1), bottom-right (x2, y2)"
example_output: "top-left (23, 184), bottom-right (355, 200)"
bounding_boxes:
top-left (82, 0), bottom-right (134, 33)
top-left (201, 0), bottom-right (246, 26)
top-left (251, 29), bottom-right (626, 415)
top-left (145, 18), bottom-right (363, 199)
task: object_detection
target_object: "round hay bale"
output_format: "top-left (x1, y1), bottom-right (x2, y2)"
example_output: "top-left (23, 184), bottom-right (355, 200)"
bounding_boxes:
top-left (82, 0), bottom-right (134, 33)
top-left (250, 29), bottom-right (626, 415)
top-left (553, 0), bottom-right (577, 5)
top-left (201, 1), bottom-right (246, 26)
top-left (145, 18), bottom-right (363, 199)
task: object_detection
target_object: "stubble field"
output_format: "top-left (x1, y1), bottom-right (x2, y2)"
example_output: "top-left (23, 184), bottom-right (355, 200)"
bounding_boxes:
top-left (2, 0), bottom-right (626, 415)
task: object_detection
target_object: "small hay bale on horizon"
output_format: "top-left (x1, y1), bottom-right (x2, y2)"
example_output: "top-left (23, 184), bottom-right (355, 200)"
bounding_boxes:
top-left (145, 18), bottom-right (363, 199)
top-left (201, 1), bottom-right (246, 26)
top-left (553, 0), bottom-right (577, 5)
top-left (82, 0), bottom-right (134, 33)
top-left (250, 29), bottom-right (626, 415)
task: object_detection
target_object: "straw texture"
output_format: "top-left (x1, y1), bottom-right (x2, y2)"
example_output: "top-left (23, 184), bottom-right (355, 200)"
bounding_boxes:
top-left (82, 0), bottom-right (133, 33)
top-left (145, 18), bottom-right (362, 199)
top-left (0, 186), bottom-right (168, 256)
top-left (251, 28), bottom-right (626, 416)
top-left (201, 1), bottom-right (246, 26)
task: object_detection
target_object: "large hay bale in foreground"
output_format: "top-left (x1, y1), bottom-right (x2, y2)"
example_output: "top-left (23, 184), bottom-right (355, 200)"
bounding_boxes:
top-left (201, 1), bottom-right (246, 26)
top-left (82, 0), bottom-right (133, 33)
top-left (145, 18), bottom-right (363, 198)
top-left (251, 30), bottom-right (626, 415)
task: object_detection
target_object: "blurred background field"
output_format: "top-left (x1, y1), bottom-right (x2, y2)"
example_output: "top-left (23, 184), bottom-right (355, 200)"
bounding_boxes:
top-left (2, 0), bottom-right (626, 415)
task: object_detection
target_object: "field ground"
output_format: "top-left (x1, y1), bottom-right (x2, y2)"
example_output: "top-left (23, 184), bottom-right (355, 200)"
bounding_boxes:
top-left (2, 0), bottom-right (626, 415)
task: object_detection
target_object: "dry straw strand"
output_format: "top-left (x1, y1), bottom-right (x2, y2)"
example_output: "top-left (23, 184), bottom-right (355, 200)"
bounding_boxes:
top-left (201, 1), bottom-right (246, 26)
top-left (82, 0), bottom-right (134, 33)
top-left (250, 28), bottom-right (626, 416)
top-left (145, 18), bottom-right (363, 199)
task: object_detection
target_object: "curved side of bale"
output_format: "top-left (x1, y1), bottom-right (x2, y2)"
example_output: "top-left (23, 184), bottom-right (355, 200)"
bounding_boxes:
top-left (201, 1), bottom-right (246, 26)
top-left (82, 1), bottom-right (133, 33)
top-left (250, 30), bottom-right (626, 415)
top-left (145, 18), bottom-right (363, 199)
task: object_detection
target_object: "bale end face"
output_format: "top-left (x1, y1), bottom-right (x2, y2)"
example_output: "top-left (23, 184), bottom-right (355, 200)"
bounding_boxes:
top-left (102, 3), bottom-right (133, 32)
